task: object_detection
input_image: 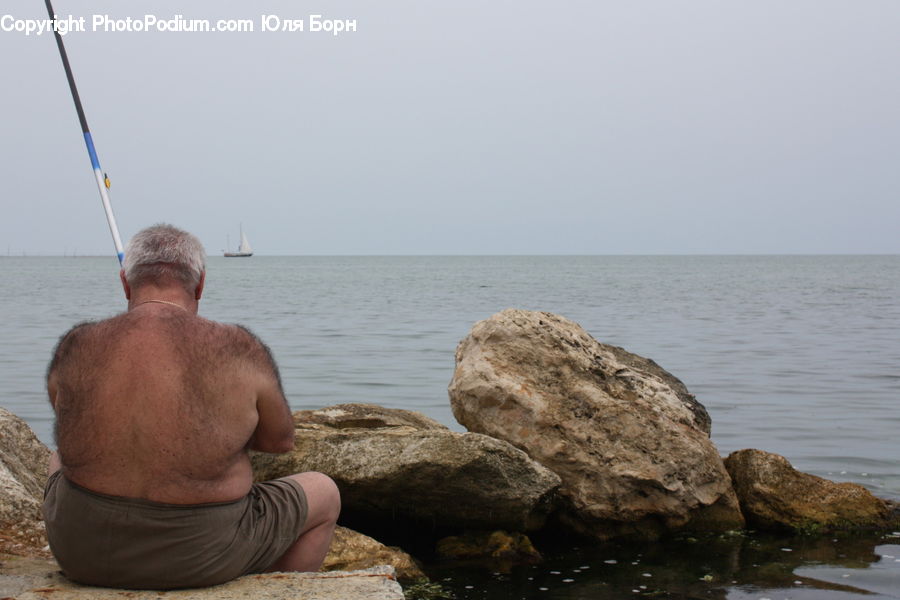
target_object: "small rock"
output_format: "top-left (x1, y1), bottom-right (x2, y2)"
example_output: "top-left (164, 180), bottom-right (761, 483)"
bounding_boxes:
top-left (323, 526), bottom-right (424, 581)
top-left (724, 449), bottom-right (892, 533)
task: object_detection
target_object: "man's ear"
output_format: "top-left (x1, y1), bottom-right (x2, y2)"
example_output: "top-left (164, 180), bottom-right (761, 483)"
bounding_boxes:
top-left (195, 271), bottom-right (206, 300)
top-left (120, 269), bottom-right (131, 300)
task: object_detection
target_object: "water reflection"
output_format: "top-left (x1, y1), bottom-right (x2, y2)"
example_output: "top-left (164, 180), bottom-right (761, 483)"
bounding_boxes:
top-left (429, 531), bottom-right (900, 600)
top-left (792, 544), bottom-right (900, 599)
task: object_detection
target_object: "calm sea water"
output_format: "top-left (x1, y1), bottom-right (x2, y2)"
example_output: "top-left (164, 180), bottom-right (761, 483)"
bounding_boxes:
top-left (2, 255), bottom-right (898, 597)
top-left (3, 255), bottom-right (897, 498)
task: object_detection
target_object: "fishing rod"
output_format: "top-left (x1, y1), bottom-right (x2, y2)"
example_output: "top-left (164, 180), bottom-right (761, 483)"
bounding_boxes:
top-left (45, 0), bottom-right (125, 265)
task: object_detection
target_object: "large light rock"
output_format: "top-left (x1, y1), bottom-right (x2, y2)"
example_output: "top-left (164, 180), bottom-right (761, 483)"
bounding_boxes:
top-left (724, 449), bottom-right (892, 533)
top-left (251, 404), bottom-right (561, 531)
top-left (323, 526), bottom-right (424, 581)
top-left (448, 309), bottom-right (744, 540)
top-left (0, 408), bottom-right (51, 556)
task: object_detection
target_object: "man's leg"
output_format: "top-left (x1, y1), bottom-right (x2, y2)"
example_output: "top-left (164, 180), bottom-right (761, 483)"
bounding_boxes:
top-left (267, 471), bottom-right (341, 573)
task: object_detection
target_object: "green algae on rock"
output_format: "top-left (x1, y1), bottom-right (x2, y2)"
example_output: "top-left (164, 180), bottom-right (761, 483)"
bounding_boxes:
top-left (725, 448), bottom-right (892, 533)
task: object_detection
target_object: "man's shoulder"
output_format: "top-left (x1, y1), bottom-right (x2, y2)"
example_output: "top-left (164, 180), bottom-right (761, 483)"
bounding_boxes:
top-left (54, 319), bottom-right (102, 347)
top-left (212, 323), bottom-right (280, 375)
top-left (50, 313), bottom-right (141, 357)
top-left (47, 319), bottom-right (105, 378)
top-left (225, 323), bottom-right (272, 357)
top-left (196, 319), bottom-right (257, 343)
top-left (190, 320), bottom-right (270, 356)
top-left (67, 311), bottom-right (154, 342)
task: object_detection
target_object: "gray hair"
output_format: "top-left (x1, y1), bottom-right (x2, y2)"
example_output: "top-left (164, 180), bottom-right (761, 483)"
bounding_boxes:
top-left (123, 224), bottom-right (206, 291)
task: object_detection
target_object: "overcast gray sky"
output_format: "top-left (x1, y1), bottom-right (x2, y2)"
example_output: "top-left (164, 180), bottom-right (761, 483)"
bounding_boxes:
top-left (2, 1), bottom-right (898, 255)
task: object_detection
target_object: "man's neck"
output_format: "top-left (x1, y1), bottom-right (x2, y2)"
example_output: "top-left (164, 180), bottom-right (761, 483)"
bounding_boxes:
top-left (128, 286), bottom-right (199, 315)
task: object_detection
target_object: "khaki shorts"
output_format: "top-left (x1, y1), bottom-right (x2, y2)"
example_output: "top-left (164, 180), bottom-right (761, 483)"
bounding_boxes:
top-left (42, 471), bottom-right (308, 590)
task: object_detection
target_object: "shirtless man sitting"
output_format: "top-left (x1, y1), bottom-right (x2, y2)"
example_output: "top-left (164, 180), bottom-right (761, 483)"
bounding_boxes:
top-left (43, 223), bottom-right (340, 589)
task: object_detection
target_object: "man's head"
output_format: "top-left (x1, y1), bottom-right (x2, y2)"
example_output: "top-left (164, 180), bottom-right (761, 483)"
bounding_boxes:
top-left (121, 224), bottom-right (206, 299)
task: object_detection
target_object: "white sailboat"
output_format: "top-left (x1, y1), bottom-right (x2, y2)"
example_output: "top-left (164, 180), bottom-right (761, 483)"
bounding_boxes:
top-left (224, 227), bottom-right (253, 257)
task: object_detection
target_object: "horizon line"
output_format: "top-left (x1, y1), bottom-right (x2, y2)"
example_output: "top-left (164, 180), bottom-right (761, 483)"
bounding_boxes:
top-left (3, 252), bottom-right (899, 258)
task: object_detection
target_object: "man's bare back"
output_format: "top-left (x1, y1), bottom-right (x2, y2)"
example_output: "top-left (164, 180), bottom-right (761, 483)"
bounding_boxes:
top-left (48, 304), bottom-right (291, 504)
top-left (44, 224), bottom-right (338, 586)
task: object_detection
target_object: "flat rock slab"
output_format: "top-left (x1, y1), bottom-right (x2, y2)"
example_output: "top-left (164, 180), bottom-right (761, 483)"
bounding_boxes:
top-left (0, 558), bottom-right (402, 600)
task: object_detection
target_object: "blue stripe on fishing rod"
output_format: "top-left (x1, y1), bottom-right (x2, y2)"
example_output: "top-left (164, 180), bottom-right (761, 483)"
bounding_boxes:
top-left (83, 132), bottom-right (101, 170)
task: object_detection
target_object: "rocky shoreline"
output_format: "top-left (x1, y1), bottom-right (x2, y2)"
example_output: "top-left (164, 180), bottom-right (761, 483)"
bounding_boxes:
top-left (2, 309), bottom-right (897, 599)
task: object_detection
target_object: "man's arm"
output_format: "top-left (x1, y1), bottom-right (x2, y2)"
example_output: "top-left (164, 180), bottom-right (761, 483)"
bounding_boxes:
top-left (236, 326), bottom-right (295, 454)
top-left (46, 321), bottom-right (94, 409)
top-left (46, 322), bottom-right (95, 475)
